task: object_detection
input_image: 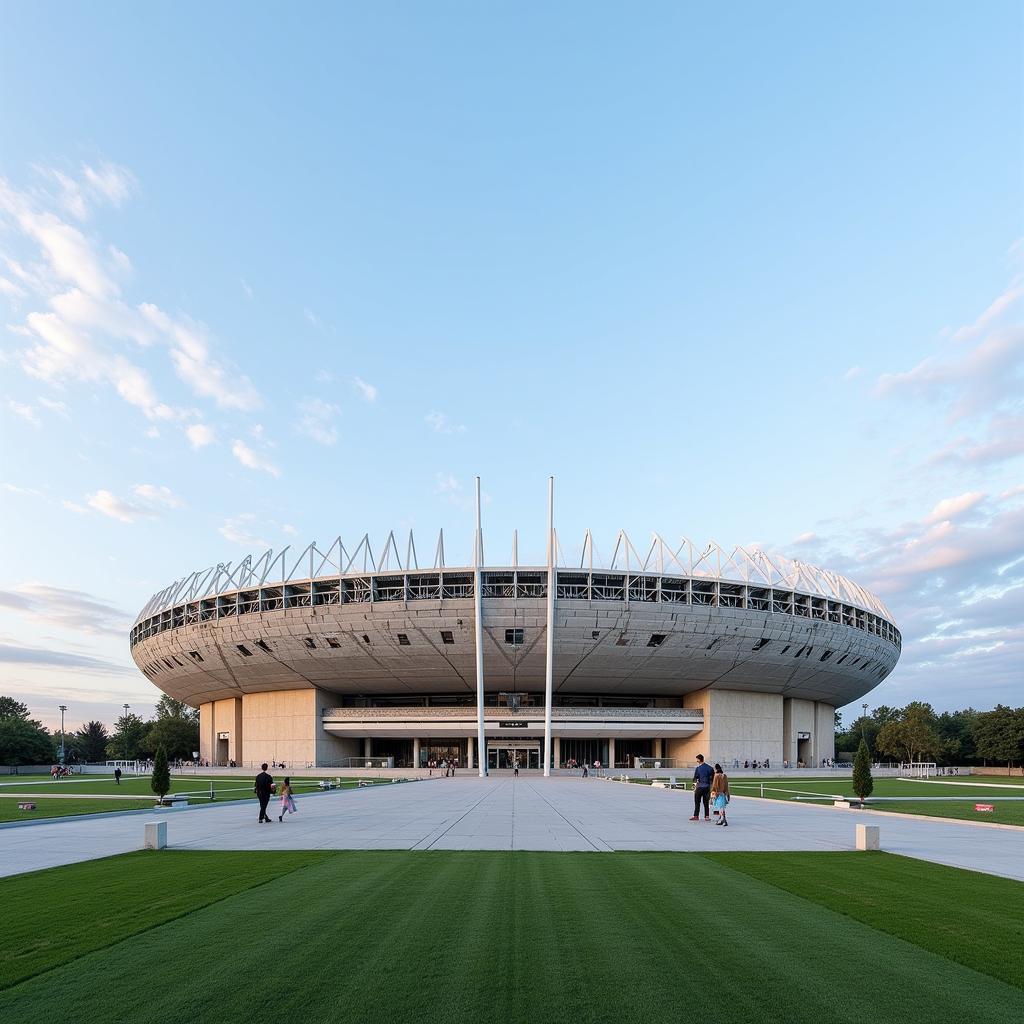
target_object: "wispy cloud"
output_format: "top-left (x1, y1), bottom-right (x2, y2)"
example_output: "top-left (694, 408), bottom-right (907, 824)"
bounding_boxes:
top-left (0, 584), bottom-right (129, 636)
top-left (82, 483), bottom-right (183, 523)
top-left (0, 641), bottom-right (135, 675)
top-left (219, 513), bottom-right (270, 549)
top-left (426, 411), bottom-right (466, 434)
top-left (296, 398), bottom-right (340, 446)
top-left (0, 162), bottom-right (260, 423)
top-left (6, 399), bottom-right (40, 427)
top-left (353, 376), bottom-right (378, 402)
top-left (231, 438), bottom-right (280, 476)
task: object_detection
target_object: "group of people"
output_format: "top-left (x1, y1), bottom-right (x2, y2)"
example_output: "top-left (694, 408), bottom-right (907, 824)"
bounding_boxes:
top-left (253, 763), bottom-right (298, 824)
top-left (426, 759), bottom-right (458, 777)
top-left (691, 754), bottom-right (731, 826)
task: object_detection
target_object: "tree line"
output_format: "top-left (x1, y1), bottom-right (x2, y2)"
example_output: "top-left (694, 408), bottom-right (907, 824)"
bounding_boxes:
top-left (0, 695), bottom-right (200, 766)
top-left (836, 702), bottom-right (1024, 770)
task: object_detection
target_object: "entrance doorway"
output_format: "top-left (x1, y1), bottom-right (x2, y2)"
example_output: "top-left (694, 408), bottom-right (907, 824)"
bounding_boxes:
top-left (488, 744), bottom-right (540, 771)
top-left (216, 733), bottom-right (229, 766)
top-left (797, 734), bottom-right (811, 767)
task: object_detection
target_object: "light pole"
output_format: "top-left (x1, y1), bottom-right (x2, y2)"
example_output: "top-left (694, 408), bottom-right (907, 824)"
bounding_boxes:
top-left (58, 705), bottom-right (67, 764)
top-left (861, 703), bottom-right (869, 744)
top-left (122, 703), bottom-right (131, 760)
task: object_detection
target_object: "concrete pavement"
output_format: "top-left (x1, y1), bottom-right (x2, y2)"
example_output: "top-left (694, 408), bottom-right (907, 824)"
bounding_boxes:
top-left (0, 776), bottom-right (1021, 881)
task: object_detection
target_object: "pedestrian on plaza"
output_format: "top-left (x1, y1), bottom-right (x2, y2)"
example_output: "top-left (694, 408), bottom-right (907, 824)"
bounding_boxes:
top-left (254, 763), bottom-right (275, 823)
top-left (711, 763), bottom-right (731, 827)
top-left (450, 758), bottom-right (457, 776)
top-left (689, 753), bottom-right (714, 821)
top-left (114, 767), bottom-right (122, 786)
top-left (278, 777), bottom-right (297, 821)
top-left (513, 758), bottom-right (519, 778)
top-left (582, 763), bottom-right (589, 778)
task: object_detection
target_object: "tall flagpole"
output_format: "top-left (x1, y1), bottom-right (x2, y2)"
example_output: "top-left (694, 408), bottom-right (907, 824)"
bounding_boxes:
top-left (474, 476), bottom-right (487, 777)
top-left (543, 475), bottom-right (554, 777)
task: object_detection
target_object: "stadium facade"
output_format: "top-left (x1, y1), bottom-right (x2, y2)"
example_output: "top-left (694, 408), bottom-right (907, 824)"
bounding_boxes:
top-left (130, 490), bottom-right (900, 773)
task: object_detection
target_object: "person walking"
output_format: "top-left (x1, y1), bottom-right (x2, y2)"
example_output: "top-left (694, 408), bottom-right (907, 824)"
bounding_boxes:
top-left (254, 763), bottom-right (275, 824)
top-left (689, 753), bottom-right (714, 821)
top-left (114, 767), bottom-right (122, 786)
top-left (278, 777), bottom-right (297, 821)
top-left (711, 763), bottom-right (731, 826)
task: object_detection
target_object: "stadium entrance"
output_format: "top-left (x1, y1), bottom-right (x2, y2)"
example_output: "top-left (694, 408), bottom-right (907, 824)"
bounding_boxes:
top-left (488, 741), bottom-right (541, 771)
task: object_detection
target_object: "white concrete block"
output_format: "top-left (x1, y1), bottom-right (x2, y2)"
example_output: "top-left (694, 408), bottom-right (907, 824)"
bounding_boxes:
top-left (144, 820), bottom-right (166, 850)
top-left (856, 823), bottom-right (879, 851)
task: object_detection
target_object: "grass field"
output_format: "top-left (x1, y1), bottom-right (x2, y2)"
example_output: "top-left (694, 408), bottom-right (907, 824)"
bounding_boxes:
top-left (0, 775), bottom-right (389, 822)
top-left (724, 776), bottom-right (1024, 826)
top-left (0, 850), bottom-right (1021, 1023)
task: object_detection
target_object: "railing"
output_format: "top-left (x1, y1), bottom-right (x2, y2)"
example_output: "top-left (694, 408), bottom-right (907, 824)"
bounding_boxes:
top-left (322, 706), bottom-right (703, 719)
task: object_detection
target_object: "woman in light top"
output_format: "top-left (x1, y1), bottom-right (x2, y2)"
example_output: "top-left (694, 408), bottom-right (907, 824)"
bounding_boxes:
top-left (711, 764), bottom-right (731, 827)
top-left (278, 777), bottom-right (298, 822)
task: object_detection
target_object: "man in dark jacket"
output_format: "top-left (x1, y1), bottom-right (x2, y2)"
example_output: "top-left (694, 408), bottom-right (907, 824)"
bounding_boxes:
top-left (254, 763), bottom-right (274, 823)
top-left (689, 754), bottom-right (714, 821)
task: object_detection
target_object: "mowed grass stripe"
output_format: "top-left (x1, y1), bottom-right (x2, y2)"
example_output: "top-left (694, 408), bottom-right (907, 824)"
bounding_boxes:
top-left (702, 851), bottom-right (1024, 990)
top-left (2, 852), bottom-right (1023, 1024)
top-left (0, 850), bottom-right (335, 990)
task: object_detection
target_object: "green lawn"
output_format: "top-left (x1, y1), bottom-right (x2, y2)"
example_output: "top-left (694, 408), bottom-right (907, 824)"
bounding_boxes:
top-left (0, 851), bottom-right (1021, 1023)
top-left (728, 776), bottom-right (1024, 826)
top-left (0, 798), bottom-right (154, 822)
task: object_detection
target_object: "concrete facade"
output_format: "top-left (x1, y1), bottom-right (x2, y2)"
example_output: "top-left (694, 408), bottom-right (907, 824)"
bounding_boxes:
top-left (135, 560), bottom-right (899, 769)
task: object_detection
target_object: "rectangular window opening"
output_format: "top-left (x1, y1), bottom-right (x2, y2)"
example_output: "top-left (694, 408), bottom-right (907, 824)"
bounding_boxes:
top-left (237, 644), bottom-right (252, 657)
top-left (303, 638), bottom-right (316, 649)
top-left (647, 634), bottom-right (667, 647)
top-left (326, 637), bottom-right (341, 649)
top-left (397, 633), bottom-right (410, 646)
top-left (591, 630), bottom-right (601, 640)
top-left (615, 635), bottom-right (630, 647)
top-left (752, 638), bottom-right (769, 651)
top-left (362, 634), bottom-right (371, 644)
top-left (187, 650), bottom-right (204, 662)
top-left (255, 639), bottom-right (271, 653)
top-left (440, 630), bottom-right (455, 645)
top-left (504, 628), bottom-right (524, 646)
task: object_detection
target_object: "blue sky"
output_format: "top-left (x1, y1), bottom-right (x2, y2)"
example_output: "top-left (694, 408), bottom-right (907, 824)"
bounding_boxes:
top-left (1, 2), bottom-right (1022, 729)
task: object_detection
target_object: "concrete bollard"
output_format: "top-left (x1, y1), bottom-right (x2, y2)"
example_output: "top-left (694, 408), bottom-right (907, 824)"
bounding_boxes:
top-left (856, 823), bottom-right (880, 851)
top-left (144, 820), bottom-right (167, 850)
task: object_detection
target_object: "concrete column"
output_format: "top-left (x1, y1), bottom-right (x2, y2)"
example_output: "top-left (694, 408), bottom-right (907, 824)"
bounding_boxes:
top-left (609, 737), bottom-right (617, 770)
top-left (413, 738), bottom-right (421, 768)
top-left (553, 736), bottom-right (561, 769)
top-left (655, 738), bottom-right (663, 760)
top-left (363, 738), bottom-right (371, 759)
top-left (467, 735), bottom-right (474, 771)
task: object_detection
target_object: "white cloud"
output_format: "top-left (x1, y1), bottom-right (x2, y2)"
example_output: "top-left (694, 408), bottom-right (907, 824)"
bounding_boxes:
top-left (6, 483), bottom-right (43, 497)
top-left (0, 163), bottom-right (261, 425)
top-left (926, 492), bottom-right (986, 524)
top-left (314, 368), bottom-right (334, 383)
top-left (296, 398), bottom-right (340, 446)
top-left (240, 278), bottom-right (253, 300)
top-left (303, 308), bottom-right (321, 328)
top-left (426, 411), bottom-right (467, 434)
top-left (843, 366), bottom-right (863, 381)
top-left (37, 396), bottom-right (70, 418)
top-left (7, 400), bottom-right (40, 427)
top-left (132, 483), bottom-right (183, 509)
top-left (185, 423), bottom-right (215, 449)
top-left (82, 482), bottom-right (183, 523)
top-left (86, 489), bottom-right (148, 523)
top-left (0, 583), bottom-right (129, 636)
top-left (219, 513), bottom-right (270, 549)
top-left (353, 376), bottom-right (378, 402)
top-left (231, 439), bottom-right (280, 476)
top-left (282, 523), bottom-right (298, 536)
top-left (62, 500), bottom-right (88, 514)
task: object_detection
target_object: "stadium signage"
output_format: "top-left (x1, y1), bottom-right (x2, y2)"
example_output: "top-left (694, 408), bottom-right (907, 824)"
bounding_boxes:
top-left (975, 803), bottom-right (994, 812)
top-left (499, 721), bottom-right (528, 728)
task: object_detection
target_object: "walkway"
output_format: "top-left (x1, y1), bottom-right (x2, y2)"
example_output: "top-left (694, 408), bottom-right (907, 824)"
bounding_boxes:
top-left (0, 777), bottom-right (1021, 880)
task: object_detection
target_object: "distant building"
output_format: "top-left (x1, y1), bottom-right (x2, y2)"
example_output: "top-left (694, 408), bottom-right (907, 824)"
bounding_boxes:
top-left (130, 530), bottom-right (899, 770)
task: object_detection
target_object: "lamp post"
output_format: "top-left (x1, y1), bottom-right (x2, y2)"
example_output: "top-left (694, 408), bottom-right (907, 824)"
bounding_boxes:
top-left (861, 703), bottom-right (869, 744)
top-left (58, 705), bottom-right (67, 764)
top-left (122, 703), bottom-right (131, 761)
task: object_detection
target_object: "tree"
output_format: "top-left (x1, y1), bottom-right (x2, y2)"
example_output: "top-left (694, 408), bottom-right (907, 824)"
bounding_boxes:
top-left (972, 706), bottom-right (1024, 773)
top-left (142, 716), bottom-right (199, 761)
top-left (107, 713), bottom-right (148, 761)
top-left (151, 745), bottom-right (170, 802)
top-left (74, 721), bottom-right (110, 763)
top-left (0, 696), bottom-right (56, 766)
top-left (852, 738), bottom-right (874, 805)
top-left (155, 695), bottom-right (198, 723)
top-left (876, 702), bottom-right (946, 764)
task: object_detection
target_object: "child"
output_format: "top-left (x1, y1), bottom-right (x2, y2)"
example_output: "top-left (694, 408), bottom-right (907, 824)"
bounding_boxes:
top-left (278, 777), bottom-right (298, 821)
top-left (710, 763), bottom-right (731, 826)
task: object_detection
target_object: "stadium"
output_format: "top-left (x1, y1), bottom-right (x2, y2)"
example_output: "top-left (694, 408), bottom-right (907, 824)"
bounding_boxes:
top-left (129, 503), bottom-right (902, 772)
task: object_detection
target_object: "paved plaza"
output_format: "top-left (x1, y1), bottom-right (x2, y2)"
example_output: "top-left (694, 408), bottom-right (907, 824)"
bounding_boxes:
top-left (1, 776), bottom-right (1021, 880)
